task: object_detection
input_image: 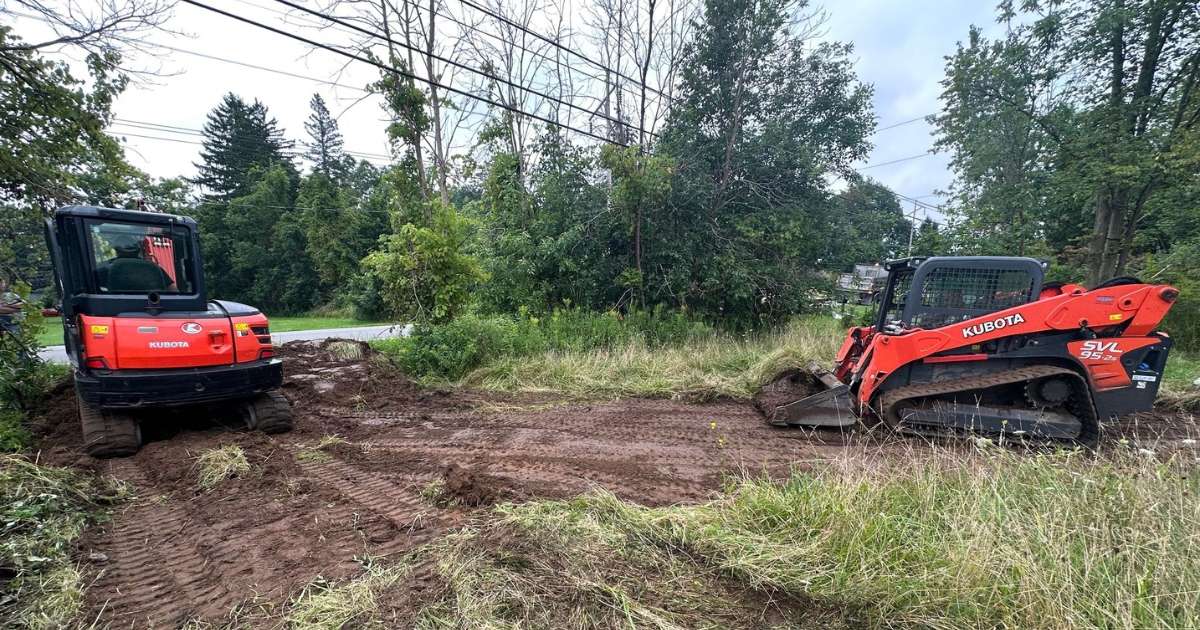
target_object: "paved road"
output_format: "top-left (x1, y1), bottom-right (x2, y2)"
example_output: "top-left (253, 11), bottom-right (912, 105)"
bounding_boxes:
top-left (36, 324), bottom-right (411, 364)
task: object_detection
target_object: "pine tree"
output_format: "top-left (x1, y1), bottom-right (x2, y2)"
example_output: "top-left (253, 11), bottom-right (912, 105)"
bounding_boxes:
top-left (303, 93), bottom-right (346, 178)
top-left (193, 93), bottom-right (294, 200)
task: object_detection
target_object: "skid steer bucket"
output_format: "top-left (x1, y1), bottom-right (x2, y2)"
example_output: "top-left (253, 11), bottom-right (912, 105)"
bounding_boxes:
top-left (758, 363), bottom-right (858, 428)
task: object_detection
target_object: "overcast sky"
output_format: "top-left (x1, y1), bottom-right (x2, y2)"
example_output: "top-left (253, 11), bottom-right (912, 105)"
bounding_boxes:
top-left (11, 0), bottom-right (1008, 224)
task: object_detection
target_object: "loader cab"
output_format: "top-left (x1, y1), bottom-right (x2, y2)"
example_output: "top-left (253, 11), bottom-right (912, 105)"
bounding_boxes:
top-left (876, 257), bottom-right (1045, 331)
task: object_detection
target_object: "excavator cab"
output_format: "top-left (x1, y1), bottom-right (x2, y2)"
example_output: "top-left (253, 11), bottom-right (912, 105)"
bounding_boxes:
top-left (45, 206), bottom-right (293, 457)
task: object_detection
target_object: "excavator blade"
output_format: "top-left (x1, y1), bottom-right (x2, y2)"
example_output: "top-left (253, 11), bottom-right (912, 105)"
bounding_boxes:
top-left (761, 363), bottom-right (860, 428)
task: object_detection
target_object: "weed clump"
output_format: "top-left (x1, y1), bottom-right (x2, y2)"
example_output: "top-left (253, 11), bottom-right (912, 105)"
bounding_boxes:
top-left (195, 445), bottom-right (251, 490)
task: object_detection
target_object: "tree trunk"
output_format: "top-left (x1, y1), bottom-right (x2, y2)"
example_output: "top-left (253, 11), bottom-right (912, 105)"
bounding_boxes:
top-left (395, 0), bottom-right (430, 206)
top-left (424, 0), bottom-right (450, 207)
top-left (1088, 188), bottom-right (1130, 285)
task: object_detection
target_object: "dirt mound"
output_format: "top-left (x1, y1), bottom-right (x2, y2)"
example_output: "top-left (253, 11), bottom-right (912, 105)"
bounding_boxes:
top-left (752, 369), bottom-right (823, 417)
top-left (442, 463), bottom-right (514, 506)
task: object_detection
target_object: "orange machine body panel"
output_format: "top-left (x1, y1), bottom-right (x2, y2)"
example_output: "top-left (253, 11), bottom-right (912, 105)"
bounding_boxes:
top-left (851, 283), bottom-right (1178, 405)
top-left (79, 311), bottom-right (273, 370)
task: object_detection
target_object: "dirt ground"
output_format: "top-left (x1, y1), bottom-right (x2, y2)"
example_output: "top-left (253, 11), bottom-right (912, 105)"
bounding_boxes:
top-left (28, 340), bottom-right (1198, 628)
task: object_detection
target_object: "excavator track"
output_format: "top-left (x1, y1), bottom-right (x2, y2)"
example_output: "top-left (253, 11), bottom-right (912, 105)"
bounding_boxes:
top-left (876, 365), bottom-right (1098, 444)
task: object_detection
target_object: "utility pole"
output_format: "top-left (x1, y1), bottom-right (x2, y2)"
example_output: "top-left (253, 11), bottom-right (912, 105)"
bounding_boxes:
top-left (906, 203), bottom-right (919, 257)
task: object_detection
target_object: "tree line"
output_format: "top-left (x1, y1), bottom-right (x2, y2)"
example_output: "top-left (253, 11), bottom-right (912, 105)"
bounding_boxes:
top-left (2, 0), bottom-right (1196, 344)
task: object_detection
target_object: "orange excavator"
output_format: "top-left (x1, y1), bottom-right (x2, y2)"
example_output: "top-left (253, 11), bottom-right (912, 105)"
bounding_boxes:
top-left (44, 205), bottom-right (293, 458)
top-left (766, 256), bottom-right (1178, 443)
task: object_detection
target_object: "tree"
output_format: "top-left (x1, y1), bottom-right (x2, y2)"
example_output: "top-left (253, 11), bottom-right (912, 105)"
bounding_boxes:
top-left (0, 25), bottom-right (134, 287)
top-left (297, 172), bottom-right (360, 299)
top-left (825, 179), bottom-right (912, 269)
top-left (214, 165), bottom-right (318, 313)
top-left (193, 93), bottom-right (294, 201)
top-left (935, 1), bottom-right (1200, 284)
top-left (303, 93), bottom-right (347, 179)
top-left (652, 0), bottom-right (873, 320)
top-left (362, 202), bottom-right (484, 323)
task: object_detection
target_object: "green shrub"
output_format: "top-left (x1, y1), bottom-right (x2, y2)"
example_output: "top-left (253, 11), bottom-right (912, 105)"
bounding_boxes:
top-left (360, 202), bottom-right (486, 324)
top-left (0, 409), bottom-right (31, 452)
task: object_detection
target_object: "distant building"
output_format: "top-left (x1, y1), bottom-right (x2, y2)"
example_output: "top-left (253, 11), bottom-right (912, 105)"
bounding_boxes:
top-left (837, 264), bottom-right (887, 305)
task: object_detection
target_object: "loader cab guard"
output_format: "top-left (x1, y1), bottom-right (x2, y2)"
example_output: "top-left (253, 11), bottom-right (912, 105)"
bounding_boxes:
top-left (876, 257), bottom-right (1045, 331)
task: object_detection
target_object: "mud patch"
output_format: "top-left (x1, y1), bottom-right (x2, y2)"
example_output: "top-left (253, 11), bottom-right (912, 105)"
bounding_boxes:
top-left (32, 338), bottom-right (1197, 628)
top-left (442, 463), bottom-right (513, 506)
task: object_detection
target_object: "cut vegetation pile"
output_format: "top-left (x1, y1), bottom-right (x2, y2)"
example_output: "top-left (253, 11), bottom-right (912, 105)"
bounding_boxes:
top-left (0, 455), bottom-right (124, 629)
top-left (286, 447), bottom-right (1200, 629)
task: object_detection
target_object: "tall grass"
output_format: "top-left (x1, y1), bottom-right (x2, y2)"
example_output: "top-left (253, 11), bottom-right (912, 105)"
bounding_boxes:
top-left (374, 312), bottom-right (842, 400)
top-left (290, 446), bottom-right (1200, 628)
top-left (467, 316), bottom-right (841, 400)
top-left (572, 450), bottom-right (1200, 628)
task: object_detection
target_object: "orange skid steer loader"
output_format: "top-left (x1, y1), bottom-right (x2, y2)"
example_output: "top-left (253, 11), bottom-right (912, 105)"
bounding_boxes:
top-left (766, 256), bottom-right (1178, 443)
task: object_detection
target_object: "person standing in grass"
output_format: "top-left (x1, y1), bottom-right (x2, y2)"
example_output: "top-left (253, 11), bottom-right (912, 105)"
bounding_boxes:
top-left (0, 277), bottom-right (25, 337)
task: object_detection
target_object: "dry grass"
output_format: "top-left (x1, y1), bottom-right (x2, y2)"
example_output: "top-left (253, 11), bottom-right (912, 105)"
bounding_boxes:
top-left (195, 445), bottom-right (251, 490)
top-left (285, 442), bottom-right (1200, 629)
top-left (286, 566), bottom-right (412, 629)
top-left (464, 316), bottom-right (843, 401)
top-left (0, 455), bottom-right (126, 629)
top-left (296, 435), bottom-right (349, 464)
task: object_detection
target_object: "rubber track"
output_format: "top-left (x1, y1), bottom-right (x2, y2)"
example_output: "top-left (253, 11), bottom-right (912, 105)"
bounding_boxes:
top-left (79, 402), bottom-right (140, 458)
top-left (877, 365), bottom-right (1096, 437)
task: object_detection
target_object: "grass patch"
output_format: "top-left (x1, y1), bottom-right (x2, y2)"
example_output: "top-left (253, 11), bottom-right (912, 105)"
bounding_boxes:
top-left (1165, 351), bottom-right (1200, 393)
top-left (296, 435), bottom-right (349, 464)
top-left (35, 317), bottom-right (63, 348)
top-left (286, 566), bottom-right (411, 629)
top-left (313, 446), bottom-right (1200, 628)
top-left (374, 310), bottom-right (839, 400)
top-left (464, 316), bottom-right (841, 400)
top-left (374, 309), bottom-right (715, 382)
top-left (0, 455), bottom-right (126, 629)
top-left (195, 445), bottom-right (251, 490)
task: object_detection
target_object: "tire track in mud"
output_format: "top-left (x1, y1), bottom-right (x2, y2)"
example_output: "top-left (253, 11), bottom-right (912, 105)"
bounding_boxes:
top-left (296, 457), bottom-right (448, 557)
top-left (86, 460), bottom-right (240, 629)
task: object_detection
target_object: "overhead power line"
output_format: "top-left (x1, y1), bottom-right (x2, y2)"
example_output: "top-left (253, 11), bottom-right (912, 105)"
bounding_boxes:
top-left (871, 114), bottom-right (933, 134)
top-left (858, 151), bottom-right (938, 170)
top-left (180, 0), bottom-right (629, 146)
top-left (107, 127), bottom-right (394, 165)
top-left (154, 41), bottom-right (370, 93)
top-left (447, 0), bottom-right (677, 105)
top-left (6, 8), bottom-right (371, 93)
top-left (111, 118), bottom-right (393, 160)
top-left (236, 0), bottom-right (663, 117)
top-left (270, 0), bottom-right (655, 140)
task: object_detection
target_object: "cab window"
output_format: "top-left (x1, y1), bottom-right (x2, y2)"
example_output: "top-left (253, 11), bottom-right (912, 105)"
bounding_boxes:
top-left (86, 221), bottom-right (195, 294)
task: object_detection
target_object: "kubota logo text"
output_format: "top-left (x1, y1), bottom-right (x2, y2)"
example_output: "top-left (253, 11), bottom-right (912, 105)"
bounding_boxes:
top-left (961, 313), bottom-right (1025, 338)
top-left (149, 341), bottom-right (190, 349)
